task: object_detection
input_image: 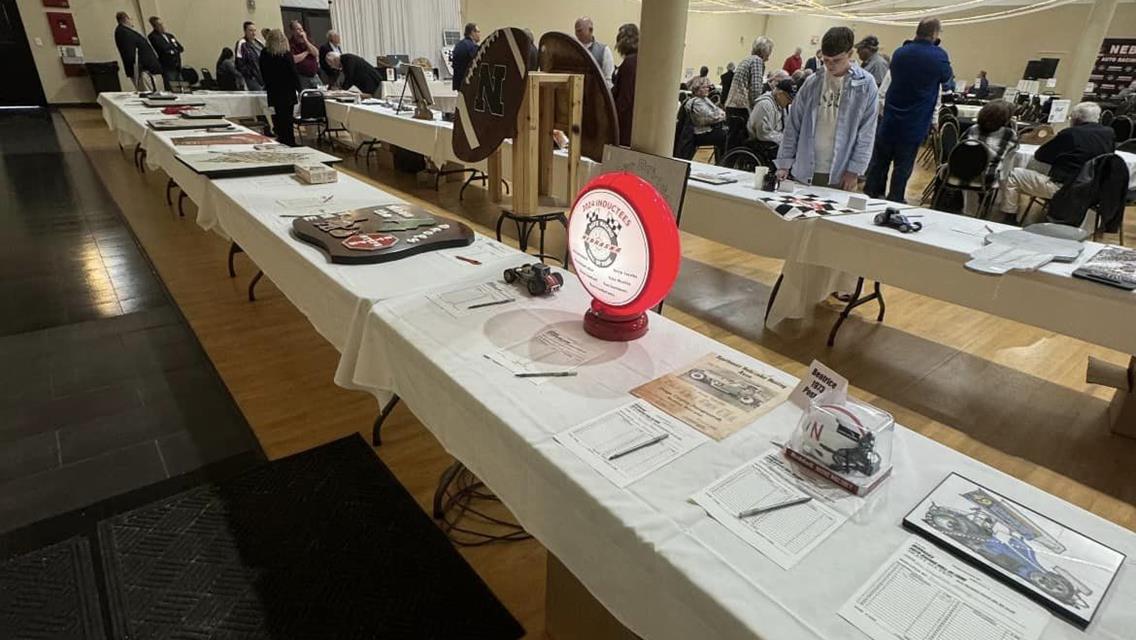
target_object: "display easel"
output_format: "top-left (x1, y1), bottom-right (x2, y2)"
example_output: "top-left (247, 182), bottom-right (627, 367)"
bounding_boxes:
top-left (486, 72), bottom-right (583, 264)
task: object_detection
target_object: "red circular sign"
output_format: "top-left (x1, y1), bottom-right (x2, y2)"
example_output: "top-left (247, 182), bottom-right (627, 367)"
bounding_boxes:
top-left (568, 172), bottom-right (680, 338)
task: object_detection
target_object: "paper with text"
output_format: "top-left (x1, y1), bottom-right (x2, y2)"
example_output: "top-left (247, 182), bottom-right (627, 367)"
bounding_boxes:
top-left (427, 281), bottom-right (514, 318)
top-left (692, 448), bottom-right (855, 568)
top-left (484, 328), bottom-right (603, 384)
top-left (438, 237), bottom-right (517, 266)
top-left (556, 400), bottom-right (709, 487)
top-left (839, 538), bottom-right (1048, 640)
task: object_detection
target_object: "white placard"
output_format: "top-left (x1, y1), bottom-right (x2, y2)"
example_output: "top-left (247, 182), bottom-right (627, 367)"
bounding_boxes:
top-left (1047, 99), bottom-right (1071, 123)
top-left (839, 538), bottom-right (1048, 640)
top-left (789, 360), bottom-right (848, 408)
top-left (555, 400), bottom-right (709, 488)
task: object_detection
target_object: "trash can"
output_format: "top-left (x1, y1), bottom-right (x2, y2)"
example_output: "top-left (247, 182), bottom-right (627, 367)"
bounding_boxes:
top-left (85, 61), bottom-right (122, 94)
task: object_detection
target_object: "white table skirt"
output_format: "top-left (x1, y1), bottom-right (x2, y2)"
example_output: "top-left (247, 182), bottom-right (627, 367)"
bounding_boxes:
top-left (338, 271), bottom-right (1136, 640)
top-left (768, 208), bottom-right (1136, 354)
top-left (205, 171), bottom-right (528, 357)
top-left (1011, 144), bottom-right (1136, 190)
top-left (380, 79), bottom-right (459, 112)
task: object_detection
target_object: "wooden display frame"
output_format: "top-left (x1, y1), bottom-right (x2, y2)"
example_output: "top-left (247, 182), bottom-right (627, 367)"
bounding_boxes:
top-left (486, 72), bottom-right (583, 215)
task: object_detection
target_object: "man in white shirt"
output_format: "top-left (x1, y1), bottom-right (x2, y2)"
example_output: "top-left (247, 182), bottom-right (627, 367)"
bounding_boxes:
top-left (575, 16), bottom-right (615, 89)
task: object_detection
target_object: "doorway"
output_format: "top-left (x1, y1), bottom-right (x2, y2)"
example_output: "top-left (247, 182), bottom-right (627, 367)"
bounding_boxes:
top-left (0, 0), bottom-right (46, 107)
top-left (281, 6), bottom-right (332, 47)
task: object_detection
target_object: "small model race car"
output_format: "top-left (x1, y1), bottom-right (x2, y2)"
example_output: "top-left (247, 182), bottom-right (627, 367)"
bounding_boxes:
top-left (800, 404), bottom-right (882, 476)
top-left (503, 263), bottom-right (564, 296)
top-left (873, 207), bottom-right (923, 233)
top-left (686, 368), bottom-right (764, 406)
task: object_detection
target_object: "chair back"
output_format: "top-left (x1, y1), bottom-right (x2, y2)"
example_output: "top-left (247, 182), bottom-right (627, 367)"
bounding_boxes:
top-left (944, 139), bottom-right (989, 185)
top-left (179, 67), bottom-right (199, 86)
top-left (1101, 110), bottom-right (1114, 127)
top-left (299, 90), bottom-right (327, 119)
top-left (938, 120), bottom-right (959, 163)
top-left (199, 69), bottom-right (218, 90)
top-left (1111, 116), bottom-right (1133, 144)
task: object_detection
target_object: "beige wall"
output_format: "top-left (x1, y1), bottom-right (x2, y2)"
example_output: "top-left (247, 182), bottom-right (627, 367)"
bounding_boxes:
top-left (16, 0), bottom-right (286, 104)
top-left (765, 4), bottom-right (1136, 93)
top-left (460, 0), bottom-right (767, 79)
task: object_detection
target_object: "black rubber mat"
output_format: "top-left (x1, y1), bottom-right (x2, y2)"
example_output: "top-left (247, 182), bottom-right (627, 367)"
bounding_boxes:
top-left (0, 536), bottom-right (106, 639)
top-left (98, 434), bottom-right (525, 639)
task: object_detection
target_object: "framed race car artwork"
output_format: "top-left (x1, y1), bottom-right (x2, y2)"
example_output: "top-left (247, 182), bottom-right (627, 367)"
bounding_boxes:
top-left (903, 473), bottom-right (1125, 629)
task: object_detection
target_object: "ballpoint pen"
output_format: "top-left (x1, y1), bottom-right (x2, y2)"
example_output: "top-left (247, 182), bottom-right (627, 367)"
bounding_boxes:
top-left (468, 298), bottom-right (515, 309)
top-left (607, 434), bottom-right (670, 460)
top-left (736, 495), bottom-right (812, 519)
top-left (515, 371), bottom-right (578, 378)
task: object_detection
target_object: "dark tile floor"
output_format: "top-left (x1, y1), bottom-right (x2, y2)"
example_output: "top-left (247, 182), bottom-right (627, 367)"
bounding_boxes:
top-left (0, 110), bottom-right (261, 534)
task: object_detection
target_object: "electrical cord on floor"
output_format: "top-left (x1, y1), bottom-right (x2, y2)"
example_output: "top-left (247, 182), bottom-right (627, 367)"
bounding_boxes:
top-left (436, 466), bottom-right (532, 547)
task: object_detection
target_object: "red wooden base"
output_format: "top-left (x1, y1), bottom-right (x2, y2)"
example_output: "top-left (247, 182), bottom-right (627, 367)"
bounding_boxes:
top-left (583, 308), bottom-right (648, 341)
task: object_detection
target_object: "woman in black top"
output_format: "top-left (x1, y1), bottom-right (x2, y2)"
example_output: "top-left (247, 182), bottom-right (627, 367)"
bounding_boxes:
top-left (260, 29), bottom-right (300, 146)
top-left (216, 47), bottom-right (245, 91)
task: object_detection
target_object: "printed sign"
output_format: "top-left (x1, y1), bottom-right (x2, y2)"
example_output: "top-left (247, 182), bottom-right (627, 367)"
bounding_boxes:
top-left (569, 188), bottom-right (649, 307)
top-left (1086, 38), bottom-right (1136, 99)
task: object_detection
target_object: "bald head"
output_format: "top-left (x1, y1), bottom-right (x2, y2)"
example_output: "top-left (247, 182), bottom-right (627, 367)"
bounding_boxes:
top-left (574, 17), bottom-right (594, 45)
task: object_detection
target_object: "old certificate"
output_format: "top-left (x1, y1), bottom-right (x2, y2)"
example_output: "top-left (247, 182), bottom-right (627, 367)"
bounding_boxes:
top-left (631, 353), bottom-right (792, 440)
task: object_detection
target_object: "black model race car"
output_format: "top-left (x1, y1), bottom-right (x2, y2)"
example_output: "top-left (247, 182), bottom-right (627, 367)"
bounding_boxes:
top-left (503, 263), bottom-right (564, 296)
top-left (873, 207), bottom-right (922, 233)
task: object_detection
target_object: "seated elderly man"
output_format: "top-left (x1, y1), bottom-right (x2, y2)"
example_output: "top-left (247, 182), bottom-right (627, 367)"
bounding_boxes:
top-left (747, 78), bottom-right (796, 157)
top-left (999, 101), bottom-right (1115, 224)
top-left (325, 51), bottom-right (383, 96)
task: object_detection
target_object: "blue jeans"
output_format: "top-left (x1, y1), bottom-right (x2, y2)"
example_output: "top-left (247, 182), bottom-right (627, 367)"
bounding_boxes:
top-left (864, 135), bottom-right (921, 203)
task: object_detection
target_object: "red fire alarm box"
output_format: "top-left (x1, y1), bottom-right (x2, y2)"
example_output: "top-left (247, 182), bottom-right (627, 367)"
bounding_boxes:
top-left (46, 12), bottom-right (79, 45)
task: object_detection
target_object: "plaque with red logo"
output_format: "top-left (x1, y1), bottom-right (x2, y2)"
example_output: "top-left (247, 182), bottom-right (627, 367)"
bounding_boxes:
top-left (568, 172), bottom-right (680, 340)
top-left (293, 204), bottom-right (474, 264)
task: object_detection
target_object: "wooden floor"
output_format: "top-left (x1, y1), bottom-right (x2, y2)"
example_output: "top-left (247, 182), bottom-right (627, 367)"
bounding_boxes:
top-left (61, 108), bottom-right (1136, 638)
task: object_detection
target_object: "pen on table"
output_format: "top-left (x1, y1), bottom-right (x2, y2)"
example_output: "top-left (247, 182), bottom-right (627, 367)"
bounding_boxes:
top-left (321, 194), bottom-right (334, 203)
top-left (454, 255), bottom-right (482, 265)
top-left (736, 495), bottom-right (812, 519)
top-left (515, 371), bottom-right (578, 378)
top-left (607, 434), bottom-right (670, 460)
top-left (468, 298), bottom-right (515, 310)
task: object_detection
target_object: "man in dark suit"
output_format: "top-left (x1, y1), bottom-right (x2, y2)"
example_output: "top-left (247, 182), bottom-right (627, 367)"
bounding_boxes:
top-left (318, 30), bottom-right (343, 86)
top-left (451, 22), bottom-right (481, 90)
top-left (1000, 101), bottom-right (1116, 224)
top-left (719, 62), bottom-right (734, 101)
top-left (325, 52), bottom-right (383, 97)
top-left (146, 16), bottom-right (184, 88)
top-left (113, 11), bottom-right (161, 91)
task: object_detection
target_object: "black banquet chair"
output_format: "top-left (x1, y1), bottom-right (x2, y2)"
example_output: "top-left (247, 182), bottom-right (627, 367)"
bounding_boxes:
top-left (294, 90), bottom-right (348, 148)
top-left (931, 139), bottom-right (999, 216)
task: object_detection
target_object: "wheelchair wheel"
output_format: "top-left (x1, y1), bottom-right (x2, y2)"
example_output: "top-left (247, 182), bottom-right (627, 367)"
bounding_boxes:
top-left (718, 148), bottom-right (761, 172)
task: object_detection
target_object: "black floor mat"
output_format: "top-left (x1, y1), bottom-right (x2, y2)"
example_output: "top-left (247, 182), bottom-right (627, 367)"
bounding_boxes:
top-left (98, 434), bottom-right (524, 640)
top-left (0, 536), bottom-right (106, 639)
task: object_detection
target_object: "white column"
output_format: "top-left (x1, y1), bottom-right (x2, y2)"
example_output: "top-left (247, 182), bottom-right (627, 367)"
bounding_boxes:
top-left (630, 0), bottom-right (689, 156)
top-left (1058, 0), bottom-right (1118, 103)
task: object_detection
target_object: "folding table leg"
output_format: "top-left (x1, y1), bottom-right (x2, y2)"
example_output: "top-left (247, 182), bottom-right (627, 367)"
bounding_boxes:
top-left (827, 278), bottom-right (886, 347)
top-left (764, 273), bottom-right (785, 323)
top-left (227, 242), bottom-right (242, 278)
top-left (370, 394), bottom-right (401, 446)
top-left (247, 270), bottom-right (264, 302)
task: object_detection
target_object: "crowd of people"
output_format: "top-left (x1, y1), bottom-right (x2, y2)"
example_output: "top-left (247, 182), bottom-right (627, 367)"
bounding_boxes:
top-left (111, 10), bottom-right (1122, 225)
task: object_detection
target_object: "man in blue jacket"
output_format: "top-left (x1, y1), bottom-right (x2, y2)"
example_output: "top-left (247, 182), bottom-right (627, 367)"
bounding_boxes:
top-left (451, 23), bottom-right (481, 91)
top-left (776, 27), bottom-right (878, 191)
top-left (864, 18), bottom-right (953, 203)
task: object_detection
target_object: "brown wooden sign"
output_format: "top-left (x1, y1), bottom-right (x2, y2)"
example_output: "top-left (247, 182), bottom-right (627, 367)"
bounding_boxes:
top-left (452, 27), bottom-right (533, 163)
top-left (538, 32), bottom-right (619, 162)
top-left (292, 205), bottom-right (474, 264)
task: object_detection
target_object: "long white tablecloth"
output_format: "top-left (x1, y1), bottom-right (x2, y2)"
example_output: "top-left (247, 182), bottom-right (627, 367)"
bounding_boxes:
top-left (94, 100), bottom-right (1136, 639)
top-left (1012, 144), bottom-right (1136, 190)
top-left (380, 78), bottom-right (459, 112)
top-left (338, 271), bottom-right (1136, 640)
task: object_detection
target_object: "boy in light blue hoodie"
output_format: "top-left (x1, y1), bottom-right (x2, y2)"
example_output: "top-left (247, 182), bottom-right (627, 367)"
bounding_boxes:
top-left (776, 27), bottom-right (878, 191)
